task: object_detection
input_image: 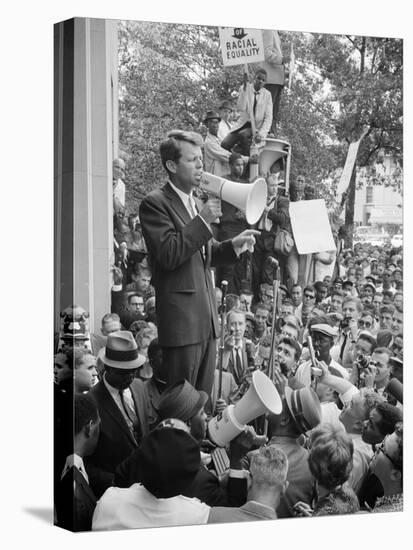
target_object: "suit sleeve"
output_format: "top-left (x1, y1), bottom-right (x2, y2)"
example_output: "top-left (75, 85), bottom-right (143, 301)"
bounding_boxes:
top-left (140, 194), bottom-right (213, 271)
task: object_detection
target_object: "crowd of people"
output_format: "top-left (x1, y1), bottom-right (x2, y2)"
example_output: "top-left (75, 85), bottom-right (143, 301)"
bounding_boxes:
top-left (54, 56), bottom-right (403, 532)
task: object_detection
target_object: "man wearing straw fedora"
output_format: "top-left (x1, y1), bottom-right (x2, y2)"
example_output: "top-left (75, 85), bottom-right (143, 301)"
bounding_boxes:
top-left (140, 130), bottom-right (260, 398)
top-left (86, 331), bottom-right (149, 497)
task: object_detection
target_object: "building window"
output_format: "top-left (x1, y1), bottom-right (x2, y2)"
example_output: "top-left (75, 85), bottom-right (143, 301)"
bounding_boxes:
top-left (366, 186), bottom-right (373, 203)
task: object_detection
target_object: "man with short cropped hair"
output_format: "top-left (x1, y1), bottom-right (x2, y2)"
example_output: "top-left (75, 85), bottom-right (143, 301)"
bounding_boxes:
top-left (208, 446), bottom-right (289, 522)
top-left (90, 313), bottom-right (121, 356)
top-left (139, 130), bottom-right (259, 396)
top-left (362, 401), bottom-right (402, 446)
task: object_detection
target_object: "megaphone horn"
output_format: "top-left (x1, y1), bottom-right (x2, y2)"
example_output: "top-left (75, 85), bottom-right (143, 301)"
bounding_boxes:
top-left (233, 370), bottom-right (282, 425)
top-left (200, 172), bottom-right (267, 225)
top-left (207, 370), bottom-right (282, 447)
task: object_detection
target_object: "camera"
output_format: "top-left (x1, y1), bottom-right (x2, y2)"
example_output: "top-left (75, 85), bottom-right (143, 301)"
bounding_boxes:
top-left (339, 317), bottom-right (351, 330)
top-left (356, 353), bottom-right (369, 370)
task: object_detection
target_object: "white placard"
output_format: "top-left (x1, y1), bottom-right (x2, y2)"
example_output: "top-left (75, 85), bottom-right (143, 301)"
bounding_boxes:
top-left (290, 199), bottom-right (336, 255)
top-left (336, 129), bottom-right (368, 197)
top-left (218, 27), bottom-right (265, 67)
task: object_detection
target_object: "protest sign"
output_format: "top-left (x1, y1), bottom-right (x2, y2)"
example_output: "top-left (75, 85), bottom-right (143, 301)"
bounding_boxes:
top-left (218, 27), bottom-right (264, 67)
top-left (290, 199), bottom-right (336, 254)
top-left (336, 129), bottom-right (368, 198)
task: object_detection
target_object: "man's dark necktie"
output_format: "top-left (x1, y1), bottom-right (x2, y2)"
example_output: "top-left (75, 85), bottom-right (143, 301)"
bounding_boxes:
top-left (119, 389), bottom-right (141, 442)
top-left (339, 333), bottom-right (348, 362)
top-left (235, 347), bottom-right (243, 384)
top-left (253, 92), bottom-right (259, 115)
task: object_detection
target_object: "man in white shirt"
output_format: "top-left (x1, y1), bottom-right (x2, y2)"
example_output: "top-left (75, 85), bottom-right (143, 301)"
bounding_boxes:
top-left (221, 68), bottom-right (273, 156)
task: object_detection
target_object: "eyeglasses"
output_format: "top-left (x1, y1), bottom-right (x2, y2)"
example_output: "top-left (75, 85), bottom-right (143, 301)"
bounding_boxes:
top-left (375, 437), bottom-right (397, 468)
top-left (358, 320), bottom-right (372, 328)
top-left (304, 294), bottom-right (315, 299)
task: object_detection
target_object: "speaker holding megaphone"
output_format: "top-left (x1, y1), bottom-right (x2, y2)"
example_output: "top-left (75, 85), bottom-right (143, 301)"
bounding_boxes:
top-left (200, 172), bottom-right (267, 225)
top-left (208, 370), bottom-right (282, 447)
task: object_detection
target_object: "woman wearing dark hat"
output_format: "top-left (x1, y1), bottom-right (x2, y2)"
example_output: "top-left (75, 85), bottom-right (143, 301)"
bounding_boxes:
top-left (92, 423), bottom-right (211, 530)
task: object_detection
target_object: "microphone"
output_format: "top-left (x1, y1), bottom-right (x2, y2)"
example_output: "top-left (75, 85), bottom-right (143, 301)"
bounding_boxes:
top-left (221, 280), bottom-right (228, 295)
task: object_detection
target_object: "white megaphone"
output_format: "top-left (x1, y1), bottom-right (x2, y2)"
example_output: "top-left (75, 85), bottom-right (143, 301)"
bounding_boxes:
top-left (199, 172), bottom-right (267, 225)
top-left (208, 370), bottom-right (282, 447)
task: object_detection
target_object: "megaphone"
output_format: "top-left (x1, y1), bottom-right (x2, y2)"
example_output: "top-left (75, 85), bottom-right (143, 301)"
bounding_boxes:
top-left (208, 370), bottom-right (282, 447)
top-left (259, 138), bottom-right (290, 176)
top-left (200, 172), bottom-right (267, 225)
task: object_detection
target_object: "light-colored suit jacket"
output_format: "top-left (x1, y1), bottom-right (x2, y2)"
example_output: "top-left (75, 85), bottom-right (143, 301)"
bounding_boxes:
top-left (231, 83), bottom-right (273, 139)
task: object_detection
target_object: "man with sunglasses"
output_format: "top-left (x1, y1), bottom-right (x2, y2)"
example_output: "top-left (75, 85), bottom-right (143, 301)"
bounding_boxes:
top-left (295, 285), bottom-right (316, 326)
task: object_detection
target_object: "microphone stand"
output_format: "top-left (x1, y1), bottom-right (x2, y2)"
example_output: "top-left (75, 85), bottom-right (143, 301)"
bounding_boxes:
top-left (217, 280), bottom-right (228, 400)
top-left (263, 261), bottom-right (279, 437)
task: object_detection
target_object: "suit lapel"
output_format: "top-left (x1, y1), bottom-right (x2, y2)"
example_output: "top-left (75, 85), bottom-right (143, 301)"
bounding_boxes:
top-left (163, 182), bottom-right (191, 225)
top-left (97, 383), bottom-right (137, 446)
top-left (73, 467), bottom-right (97, 506)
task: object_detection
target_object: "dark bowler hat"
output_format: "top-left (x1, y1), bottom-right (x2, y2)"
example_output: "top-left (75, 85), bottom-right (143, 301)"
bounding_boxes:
top-left (284, 386), bottom-right (322, 434)
top-left (158, 379), bottom-right (208, 422)
top-left (203, 110), bottom-right (221, 124)
top-left (140, 425), bottom-right (201, 498)
top-left (102, 330), bottom-right (146, 370)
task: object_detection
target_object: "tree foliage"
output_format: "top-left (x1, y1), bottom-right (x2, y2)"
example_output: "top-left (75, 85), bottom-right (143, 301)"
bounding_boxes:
top-left (118, 22), bottom-right (402, 221)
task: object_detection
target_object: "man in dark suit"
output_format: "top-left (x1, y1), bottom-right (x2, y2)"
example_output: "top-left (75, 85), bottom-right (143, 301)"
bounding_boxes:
top-left (115, 379), bottom-right (252, 508)
top-left (222, 308), bottom-right (254, 389)
top-left (55, 394), bottom-right (100, 532)
top-left (139, 130), bottom-right (260, 397)
top-left (208, 445), bottom-right (289, 523)
top-left (86, 331), bottom-right (149, 497)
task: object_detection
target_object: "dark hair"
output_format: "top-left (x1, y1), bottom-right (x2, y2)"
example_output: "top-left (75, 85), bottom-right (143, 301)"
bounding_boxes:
top-left (375, 402), bottom-right (403, 437)
top-left (278, 335), bottom-right (302, 361)
top-left (128, 293), bottom-right (143, 305)
top-left (74, 394), bottom-right (99, 436)
top-left (147, 338), bottom-right (161, 361)
top-left (308, 424), bottom-right (353, 490)
top-left (160, 130), bottom-right (203, 176)
top-left (229, 152), bottom-right (243, 165)
top-left (255, 67), bottom-right (267, 77)
top-left (357, 332), bottom-right (376, 352)
top-left (380, 304), bottom-right (395, 316)
top-left (252, 302), bottom-right (270, 314)
top-left (314, 281), bottom-right (327, 292)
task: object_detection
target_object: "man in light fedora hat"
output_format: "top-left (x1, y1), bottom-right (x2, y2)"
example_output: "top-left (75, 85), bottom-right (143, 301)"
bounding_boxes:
top-left (86, 331), bottom-right (149, 498)
top-left (218, 100), bottom-right (234, 141)
top-left (268, 385), bottom-right (322, 518)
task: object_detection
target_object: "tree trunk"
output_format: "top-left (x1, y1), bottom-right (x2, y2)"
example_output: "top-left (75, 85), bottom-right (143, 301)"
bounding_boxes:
top-left (344, 164), bottom-right (357, 248)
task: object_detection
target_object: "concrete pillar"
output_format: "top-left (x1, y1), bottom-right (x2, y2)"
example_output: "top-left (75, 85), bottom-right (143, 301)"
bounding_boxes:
top-left (54, 17), bottom-right (118, 333)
